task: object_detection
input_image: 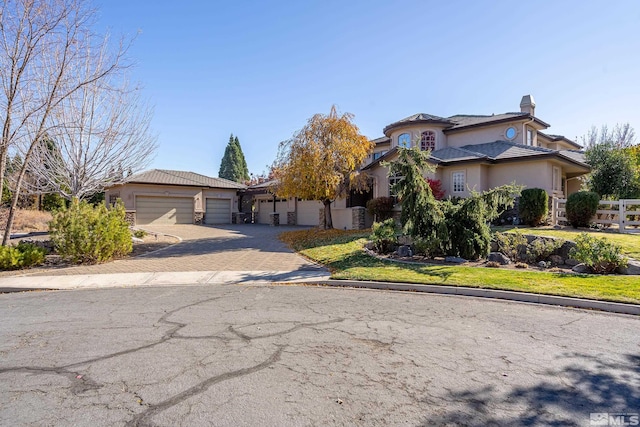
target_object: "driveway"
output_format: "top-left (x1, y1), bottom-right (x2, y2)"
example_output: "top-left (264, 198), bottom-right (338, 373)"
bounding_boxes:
top-left (27, 224), bottom-right (323, 276)
top-left (1, 284), bottom-right (638, 426)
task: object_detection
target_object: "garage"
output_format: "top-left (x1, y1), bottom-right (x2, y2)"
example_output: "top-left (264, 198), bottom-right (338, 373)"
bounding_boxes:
top-left (136, 196), bottom-right (194, 225)
top-left (205, 198), bottom-right (231, 224)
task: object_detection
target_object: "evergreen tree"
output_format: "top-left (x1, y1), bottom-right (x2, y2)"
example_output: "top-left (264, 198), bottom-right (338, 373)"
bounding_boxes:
top-left (219, 134), bottom-right (250, 182)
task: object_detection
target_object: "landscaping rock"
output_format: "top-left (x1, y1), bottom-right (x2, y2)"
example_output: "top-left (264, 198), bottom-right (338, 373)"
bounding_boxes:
top-left (445, 256), bottom-right (466, 264)
top-left (572, 263), bottom-right (590, 274)
top-left (397, 235), bottom-right (413, 246)
top-left (487, 252), bottom-right (511, 265)
top-left (556, 240), bottom-right (577, 260)
top-left (364, 241), bottom-right (375, 251)
top-left (565, 258), bottom-right (581, 267)
top-left (538, 261), bottom-right (549, 269)
top-left (549, 255), bottom-right (564, 266)
top-left (616, 259), bottom-right (640, 275)
top-left (17, 238), bottom-right (54, 254)
top-left (490, 240), bottom-right (498, 252)
top-left (396, 245), bottom-right (413, 257)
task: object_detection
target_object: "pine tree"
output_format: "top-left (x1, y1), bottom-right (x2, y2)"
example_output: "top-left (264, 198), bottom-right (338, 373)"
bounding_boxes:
top-left (219, 134), bottom-right (250, 182)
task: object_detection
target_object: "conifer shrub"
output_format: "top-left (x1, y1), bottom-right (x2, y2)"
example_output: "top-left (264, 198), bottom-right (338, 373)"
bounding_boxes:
top-left (565, 191), bottom-right (599, 228)
top-left (49, 199), bottom-right (132, 264)
top-left (518, 188), bottom-right (548, 226)
top-left (370, 218), bottom-right (397, 253)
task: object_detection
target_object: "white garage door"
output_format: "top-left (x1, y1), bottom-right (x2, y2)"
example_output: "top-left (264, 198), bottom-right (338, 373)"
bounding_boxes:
top-left (136, 196), bottom-right (193, 225)
top-left (205, 198), bottom-right (231, 224)
top-left (297, 200), bottom-right (322, 226)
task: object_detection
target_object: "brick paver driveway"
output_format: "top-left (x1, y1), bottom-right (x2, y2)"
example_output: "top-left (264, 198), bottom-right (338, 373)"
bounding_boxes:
top-left (31, 224), bottom-right (323, 276)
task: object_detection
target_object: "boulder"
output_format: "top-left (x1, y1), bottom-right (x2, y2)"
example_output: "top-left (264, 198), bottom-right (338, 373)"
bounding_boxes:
top-left (396, 245), bottom-right (413, 257)
top-left (487, 252), bottom-right (511, 265)
top-left (538, 261), bottom-right (549, 268)
top-left (549, 255), bottom-right (564, 266)
top-left (556, 240), bottom-right (577, 260)
top-left (565, 258), bottom-right (581, 267)
top-left (490, 240), bottom-right (498, 253)
top-left (572, 263), bottom-right (591, 274)
top-left (445, 256), bottom-right (466, 264)
top-left (616, 259), bottom-right (640, 275)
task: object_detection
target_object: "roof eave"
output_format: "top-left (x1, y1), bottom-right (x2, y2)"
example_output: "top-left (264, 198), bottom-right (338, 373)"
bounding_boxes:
top-left (443, 115), bottom-right (550, 134)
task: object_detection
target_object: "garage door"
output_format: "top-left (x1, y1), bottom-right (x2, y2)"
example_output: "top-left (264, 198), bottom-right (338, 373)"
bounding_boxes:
top-left (205, 198), bottom-right (231, 224)
top-left (136, 196), bottom-right (193, 225)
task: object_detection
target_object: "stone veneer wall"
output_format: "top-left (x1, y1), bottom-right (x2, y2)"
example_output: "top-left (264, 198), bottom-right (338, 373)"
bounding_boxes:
top-left (125, 211), bottom-right (136, 226)
top-left (269, 212), bottom-right (280, 226)
top-left (351, 207), bottom-right (366, 230)
top-left (194, 212), bottom-right (204, 225)
top-left (287, 212), bottom-right (296, 225)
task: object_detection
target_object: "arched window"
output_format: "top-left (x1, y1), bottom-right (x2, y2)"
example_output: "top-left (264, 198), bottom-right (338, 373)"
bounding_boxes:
top-left (420, 131), bottom-right (436, 151)
top-left (398, 133), bottom-right (410, 148)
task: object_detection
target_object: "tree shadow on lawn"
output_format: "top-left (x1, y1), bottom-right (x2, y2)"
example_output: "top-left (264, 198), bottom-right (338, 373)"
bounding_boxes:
top-left (333, 253), bottom-right (454, 282)
top-left (419, 352), bottom-right (640, 427)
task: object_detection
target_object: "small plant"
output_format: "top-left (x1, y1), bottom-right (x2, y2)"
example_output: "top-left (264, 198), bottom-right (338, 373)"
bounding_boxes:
top-left (525, 237), bottom-right (564, 263)
top-left (412, 235), bottom-right (441, 257)
top-left (569, 232), bottom-right (628, 274)
top-left (0, 243), bottom-right (45, 270)
top-left (486, 261), bottom-right (500, 268)
top-left (366, 197), bottom-right (395, 222)
top-left (133, 229), bottom-right (147, 239)
top-left (515, 262), bottom-right (528, 269)
top-left (566, 191), bottom-right (599, 228)
top-left (494, 230), bottom-right (528, 262)
top-left (49, 199), bottom-right (133, 264)
top-left (370, 218), bottom-right (397, 254)
top-left (518, 188), bottom-right (548, 226)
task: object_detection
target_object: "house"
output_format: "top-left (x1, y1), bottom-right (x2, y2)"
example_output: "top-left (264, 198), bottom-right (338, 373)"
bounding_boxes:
top-left (250, 95), bottom-right (590, 230)
top-left (105, 169), bottom-right (246, 226)
top-left (363, 95), bottom-right (590, 201)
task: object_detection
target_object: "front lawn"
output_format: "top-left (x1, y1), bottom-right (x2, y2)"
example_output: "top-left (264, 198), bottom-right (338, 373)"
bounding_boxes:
top-left (280, 229), bottom-right (640, 305)
top-left (493, 226), bottom-right (640, 259)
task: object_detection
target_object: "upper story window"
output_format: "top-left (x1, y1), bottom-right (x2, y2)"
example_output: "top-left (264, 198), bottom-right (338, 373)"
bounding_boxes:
top-left (452, 171), bottom-right (465, 193)
top-left (527, 128), bottom-right (535, 146)
top-left (398, 133), bottom-right (410, 148)
top-left (420, 131), bottom-right (436, 151)
top-left (505, 126), bottom-right (517, 140)
top-left (373, 151), bottom-right (387, 160)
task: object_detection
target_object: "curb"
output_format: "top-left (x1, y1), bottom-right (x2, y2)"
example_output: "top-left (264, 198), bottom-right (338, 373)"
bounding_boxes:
top-left (304, 279), bottom-right (640, 316)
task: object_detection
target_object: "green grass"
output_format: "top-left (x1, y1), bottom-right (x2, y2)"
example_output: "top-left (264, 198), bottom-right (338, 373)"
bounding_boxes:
top-left (494, 225), bottom-right (640, 259)
top-left (280, 229), bottom-right (640, 305)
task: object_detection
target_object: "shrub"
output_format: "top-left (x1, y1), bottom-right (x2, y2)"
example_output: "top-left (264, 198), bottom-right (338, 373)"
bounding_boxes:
top-left (42, 193), bottom-right (67, 212)
top-left (566, 191), bottom-right (599, 228)
top-left (515, 262), bottom-right (528, 269)
top-left (569, 233), bottom-right (627, 274)
top-left (370, 218), bottom-right (397, 253)
top-left (49, 199), bottom-right (132, 264)
top-left (133, 229), bottom-right (147, 239)
top-left (494, 230), bottom-right (528, 262)
top-left (366, 197), bottom-right (395, 222)
top-left (0, 243), bottom-right (45, 270)
top-left (525, 237), bottom-right (564, 263)
top-left (412, 235), bottom-right (441, 257)
top-left (518, 188), bottom-right (548, 226)
top-left (427, 178), bottom-right (445, 200)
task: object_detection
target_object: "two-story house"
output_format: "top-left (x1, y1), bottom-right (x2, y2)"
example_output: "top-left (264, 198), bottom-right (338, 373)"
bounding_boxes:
top-left (362, 95), bottom-right (590, 201)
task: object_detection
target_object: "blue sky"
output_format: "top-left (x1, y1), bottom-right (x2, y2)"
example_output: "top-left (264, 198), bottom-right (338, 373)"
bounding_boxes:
top-left (96, 0), bottom-right (640, 177)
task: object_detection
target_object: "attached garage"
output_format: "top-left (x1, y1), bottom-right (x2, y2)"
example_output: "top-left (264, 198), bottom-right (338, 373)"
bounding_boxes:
top-left (136, 196), bottom-right (194, 225)
top-left (204, 198), bottom-right (231, 224)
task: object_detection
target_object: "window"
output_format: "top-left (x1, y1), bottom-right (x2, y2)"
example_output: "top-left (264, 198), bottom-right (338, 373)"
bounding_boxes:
top-left (505, 126), bottom-right (517, 140)
top-left (452, 171), bottom-right (465, 193)
top-left (108, 193), bottom-right (120, 207)
top-left (553, 167), bottom-right (560, 192)
top-left (398, 133), bottom-right (410, 148)
top-left (420, 131), bottom-right (436, 151)
top-left (527, 128), bottom-right (534, 146)
top-left (373, 151), bottom-right (387, 160)
top-left (389, 173), bottom-right (403, 199)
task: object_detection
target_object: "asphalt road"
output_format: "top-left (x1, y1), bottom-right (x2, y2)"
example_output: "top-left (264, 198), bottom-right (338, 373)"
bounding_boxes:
top-left (0, 284), bottom-right (638, 426)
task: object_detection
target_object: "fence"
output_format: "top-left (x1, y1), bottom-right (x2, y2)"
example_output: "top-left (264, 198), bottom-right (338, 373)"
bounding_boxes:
top-left (552, 198), bottom-right (640, 233)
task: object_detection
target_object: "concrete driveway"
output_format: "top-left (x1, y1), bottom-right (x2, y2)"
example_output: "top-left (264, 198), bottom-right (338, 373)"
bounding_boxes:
top-left (27, 224), bottom-right (324, 276)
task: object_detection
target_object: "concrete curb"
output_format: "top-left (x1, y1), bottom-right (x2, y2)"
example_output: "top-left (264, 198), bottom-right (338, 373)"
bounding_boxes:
top-left (302, 279), bottom-right (640, 316)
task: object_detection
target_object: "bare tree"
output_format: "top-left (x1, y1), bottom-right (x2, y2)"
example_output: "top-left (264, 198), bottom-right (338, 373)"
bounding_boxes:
top-left (26, 77), bottom-right (157, 200)
top-left (582, 123), bottom-right (636, 148)
top-left (0, 0), bottom-right (134, 245)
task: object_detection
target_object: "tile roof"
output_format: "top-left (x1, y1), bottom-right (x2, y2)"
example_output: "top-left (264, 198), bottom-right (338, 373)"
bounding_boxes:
top-left (429, 146), bottom-right (486, 162)
top-left (383, 113), bottom-right (454, 134)
top-left (371, 136), bottom-right (391, 145)
top-left (458, 140), bottom-right (554, 160)
top-left (446, 113), bottom-right (527, 129)
top-left (125, 169), bottom-right (246, 189)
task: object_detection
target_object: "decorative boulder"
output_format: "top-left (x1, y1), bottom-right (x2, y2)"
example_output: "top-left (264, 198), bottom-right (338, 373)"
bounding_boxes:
top-left (616, 259), bottom-right (640, 275)
top-left (565, 258), bottom-right (581, 267)
top-left (488, 252), bottom-right (511, 265)
top-left (571, 263), bottom-right (590, 274)
top-left (549, 255), bottom-right (564, 266)
top-left (556, 240), bottom-right (577, 260)
top-left (396, 245), bottom-right (413, 257)
top-left (445, 256), bottom-right (466, 264)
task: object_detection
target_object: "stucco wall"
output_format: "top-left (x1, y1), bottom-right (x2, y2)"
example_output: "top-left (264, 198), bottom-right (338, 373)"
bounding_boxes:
top-left (439, 164), bottom-right (486, 198)
top-left (387, 124), bottom-right (447, 151)
top-left (488, 160), bottom-right (553, 194)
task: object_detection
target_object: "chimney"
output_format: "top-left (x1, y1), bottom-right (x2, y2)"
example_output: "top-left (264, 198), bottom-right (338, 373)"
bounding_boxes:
top-left (520, 95), bottom-right (535, 116)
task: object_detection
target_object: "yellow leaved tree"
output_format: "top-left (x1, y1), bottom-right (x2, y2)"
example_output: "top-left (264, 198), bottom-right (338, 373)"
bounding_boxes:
top-left (272, 106), bottom-right (375, 229)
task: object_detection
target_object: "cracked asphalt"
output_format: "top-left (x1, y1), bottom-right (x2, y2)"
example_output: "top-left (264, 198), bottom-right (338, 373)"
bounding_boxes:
top-left (1, 284), bottom-right (639, 426)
